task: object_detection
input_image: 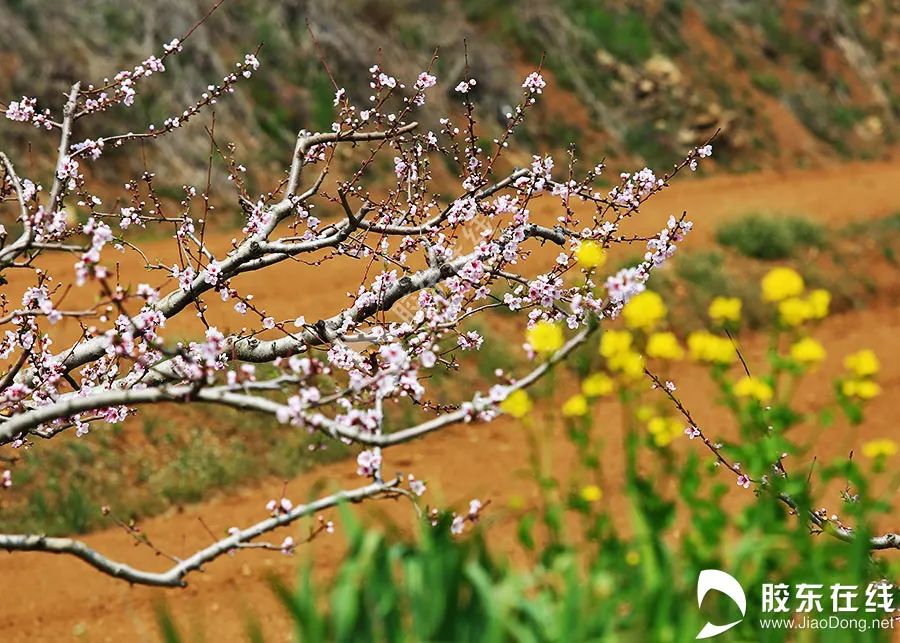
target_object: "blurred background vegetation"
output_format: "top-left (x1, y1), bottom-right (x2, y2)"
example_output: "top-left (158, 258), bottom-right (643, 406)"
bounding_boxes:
top-left (1, 0), bottom-right (897, 188)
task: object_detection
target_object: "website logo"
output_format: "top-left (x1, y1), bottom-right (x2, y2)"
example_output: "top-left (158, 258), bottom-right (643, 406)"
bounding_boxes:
top-left (696, 569), bottom-right (747, 639)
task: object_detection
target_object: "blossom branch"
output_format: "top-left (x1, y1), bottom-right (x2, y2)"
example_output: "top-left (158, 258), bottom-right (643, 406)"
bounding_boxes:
top-left (0, 478), bottom-right (399, 587)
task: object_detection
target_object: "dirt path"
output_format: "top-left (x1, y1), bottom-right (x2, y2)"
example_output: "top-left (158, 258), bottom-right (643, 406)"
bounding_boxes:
top-left (19, 159), bottom-right (900, 341)
top-left (2, 160), bottom-right (899, 642)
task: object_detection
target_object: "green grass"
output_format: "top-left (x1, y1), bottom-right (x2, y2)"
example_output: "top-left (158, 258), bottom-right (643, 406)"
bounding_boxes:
top-left (716, 214), bottom-right (826, 260)
top-left (751, 72), bottom-right (782, 95)
top-left (0, 408), bottom-right (348, 536)
top-left (569, 5), bottom-right (654, 64)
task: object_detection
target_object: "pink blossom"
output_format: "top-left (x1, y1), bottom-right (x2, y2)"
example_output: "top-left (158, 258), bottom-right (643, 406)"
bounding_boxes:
top-left (415, 72), bottom-right (437, 90)
top-left (356, 449), bottom-right (382, 477)
top-left (522, 72), bottom-right (546, 94)
top-left (279, 536), bottom-right (295, 554)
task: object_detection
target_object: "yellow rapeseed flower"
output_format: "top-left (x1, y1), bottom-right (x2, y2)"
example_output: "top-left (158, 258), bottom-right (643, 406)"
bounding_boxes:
top-left (778, 297), bottom-right (814, 327)
top-left (790, 337), bottom-right (826, 365)
top-left (708, 296), bottom-right (742, 324)
top-left (527, 321), bottom-right (564, 354)
top-left (647, 416), bottom-right (682, 446)
top-left (582, 372), bottom-right (614, 398)
top-left (500, 390), bottom-right (532, 418)
top-left (842, 379), bottom-right (882, 400)
top-left (844, 349), bottom-right (880, 378)
top-left (646, 332), bottom-right (685, 361)
top-left (862, 439), bottom-right (898, 459)
top-left (574, 241), bottom-right (606, 269)
top-left (762, 267), bottom-right (805, 302)
top-left (734, 376), bottom-right (774, 402)
top-left (625, 551), bottom-right (641, 566)
top-left (562, 394), bottom-right (589, 417)
top-left (622, 291), bottom-right (667, 330)
top-left (608, 350), bottom-right (645, 380)
top-left (687, 331), bottom-right (737, 365)
top-left (580, 484), bottom-right (603, 503)
top-left (599, 329), bottom-right (633, 358)
top-left (807, 289), bottom-right (831, 319)
top-left (507, 494), bottom-right (525, 510)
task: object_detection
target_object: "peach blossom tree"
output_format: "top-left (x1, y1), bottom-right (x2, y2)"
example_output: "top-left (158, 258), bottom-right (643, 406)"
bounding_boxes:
top-left (1, 14), bottom-right (890, 589)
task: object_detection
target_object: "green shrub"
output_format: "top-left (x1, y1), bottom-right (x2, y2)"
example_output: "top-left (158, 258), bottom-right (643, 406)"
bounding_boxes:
top-left (716, 214), bottom-right (825, 259)
top-left (751, 72), bottom-right (782, 95)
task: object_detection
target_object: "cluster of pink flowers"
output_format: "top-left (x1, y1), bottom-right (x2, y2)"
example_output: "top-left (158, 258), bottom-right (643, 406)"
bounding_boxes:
top-left (450, 499), bottom-right (484, 535)
top-left (521, 72), bottom-right (546, 94)
top-left (4, 96), bottom-right (53, 129)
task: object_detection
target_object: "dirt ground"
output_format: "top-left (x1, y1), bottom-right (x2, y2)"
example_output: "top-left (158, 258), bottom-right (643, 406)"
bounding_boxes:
top-left (2, 160), bottom-right (900, 641)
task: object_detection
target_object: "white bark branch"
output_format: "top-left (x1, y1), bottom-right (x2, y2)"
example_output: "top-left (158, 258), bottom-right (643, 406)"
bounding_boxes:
top-left (0, 478), bottom-right (399, 587)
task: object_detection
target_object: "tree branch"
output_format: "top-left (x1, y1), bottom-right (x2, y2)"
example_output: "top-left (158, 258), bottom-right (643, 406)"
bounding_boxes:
top-left (0, 478), bottom-right (399, 587)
